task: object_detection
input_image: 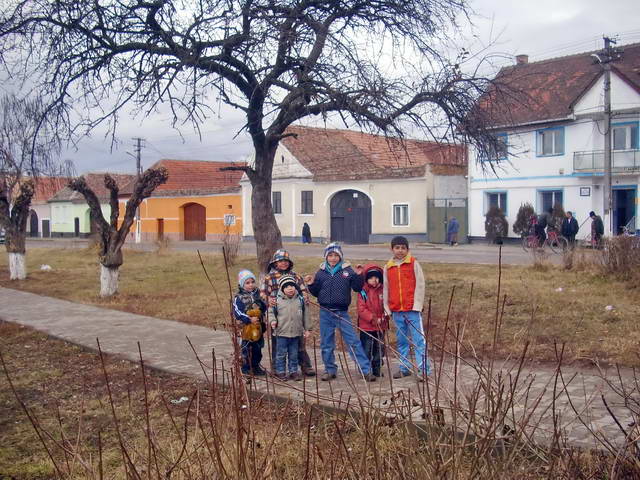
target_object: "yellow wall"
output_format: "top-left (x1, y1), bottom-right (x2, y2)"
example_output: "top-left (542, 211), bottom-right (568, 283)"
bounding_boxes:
top-left (118, 193), bottom-right (242, 241)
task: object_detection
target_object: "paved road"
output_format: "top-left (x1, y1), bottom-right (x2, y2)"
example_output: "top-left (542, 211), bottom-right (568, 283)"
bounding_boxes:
top-left (0, 286), bottom-right (630, 449)
top-left (26, 238), bottom-right (558, 266)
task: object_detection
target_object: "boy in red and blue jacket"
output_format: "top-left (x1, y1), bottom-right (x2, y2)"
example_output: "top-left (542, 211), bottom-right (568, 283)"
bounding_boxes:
top-left (357, 264), bottom-right (388, 377)
top-left (383, 236), bottom-right (430, 379)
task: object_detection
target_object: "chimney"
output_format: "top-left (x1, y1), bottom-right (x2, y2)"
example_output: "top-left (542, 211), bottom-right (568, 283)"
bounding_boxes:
top-left (515, 54), bottom-right (529, 65)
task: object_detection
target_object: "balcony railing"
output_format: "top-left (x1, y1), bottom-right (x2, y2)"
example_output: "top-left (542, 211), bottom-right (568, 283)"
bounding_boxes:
top-left (574, 149), bottom-right (640, 172)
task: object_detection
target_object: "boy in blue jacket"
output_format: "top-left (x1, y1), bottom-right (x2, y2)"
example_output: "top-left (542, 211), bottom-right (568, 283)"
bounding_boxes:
top-left (233, 269), bottom-right (267, 376)
top-left (306, 243), bottom-right (374, 382)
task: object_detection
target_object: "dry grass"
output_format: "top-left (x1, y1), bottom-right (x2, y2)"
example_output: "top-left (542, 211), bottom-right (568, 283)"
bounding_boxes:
top-left (1, 247), bottom-right (640, 367)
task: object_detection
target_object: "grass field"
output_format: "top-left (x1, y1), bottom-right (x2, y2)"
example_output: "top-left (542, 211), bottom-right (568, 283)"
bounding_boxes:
top-left (1, 246), bottom-right (639, 367)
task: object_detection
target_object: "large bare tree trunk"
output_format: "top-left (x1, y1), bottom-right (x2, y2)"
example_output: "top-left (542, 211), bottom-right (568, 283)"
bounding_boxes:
top-left (100, 264), bottom-right (119, 297)
top-left (249, 148), bottom-right (282, 272)
top-left (8, 252), bottom-right (26, 280)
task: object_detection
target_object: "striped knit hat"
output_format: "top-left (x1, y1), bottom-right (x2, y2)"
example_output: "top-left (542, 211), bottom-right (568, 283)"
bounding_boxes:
top-left (237, 269), bottom-right (256, 289)
top-left (323, 242), bottom-right (343, 260)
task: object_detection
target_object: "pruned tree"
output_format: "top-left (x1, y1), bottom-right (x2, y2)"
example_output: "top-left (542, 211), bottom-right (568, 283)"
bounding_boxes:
top-left (69, 168), bottom-right (168, 297)
top-left (0, 0), bottom-right (515, 269)
top-left (513, 202), bottom-right (535, 237)
top-left (0, 93), bottom-right (67, 280)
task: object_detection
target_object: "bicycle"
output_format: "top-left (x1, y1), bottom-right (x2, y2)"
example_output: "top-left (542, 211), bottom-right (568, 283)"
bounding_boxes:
top-left (522, 229), bottom-right (568, 253)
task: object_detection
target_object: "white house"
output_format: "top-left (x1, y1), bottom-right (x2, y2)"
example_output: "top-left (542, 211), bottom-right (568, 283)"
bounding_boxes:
top-left (468, 44), bottom-right (640, 240)
top-left (241, 126), bottom-right (467, 244)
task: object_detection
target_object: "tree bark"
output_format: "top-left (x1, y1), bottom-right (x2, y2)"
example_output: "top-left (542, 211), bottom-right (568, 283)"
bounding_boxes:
top-left (100, 264), bottom-right (119, 297)
top-left (249, 147), bottom-right (283, 272)
top-left (8, 253), bottom-right (26, 280)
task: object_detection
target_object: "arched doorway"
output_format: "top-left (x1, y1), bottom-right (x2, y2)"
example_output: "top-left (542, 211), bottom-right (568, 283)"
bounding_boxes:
top-left (29, 210), bottom-right (39, 237)
top-left (330, 190), bottom-right (372, 244)
top-left (183, 203), bottom-right (206, 241)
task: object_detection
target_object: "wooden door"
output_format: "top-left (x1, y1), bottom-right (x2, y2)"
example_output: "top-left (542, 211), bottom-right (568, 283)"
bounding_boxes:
top-left (330, 190), bottom-right (371, 244)
top-left (184, 204), bottom-right (206, 241)
top-left (42, 220), bottom-right (50, 238)
top-left (157, 218), bottom-right (164, 239)
top-left (29, 210), bottom-right (39, 237)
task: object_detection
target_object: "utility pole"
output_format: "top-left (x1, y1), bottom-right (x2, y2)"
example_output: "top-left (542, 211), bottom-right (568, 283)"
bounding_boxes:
top-left (133, 137), bottom-right (144, 243)
top-left (599, 36), bottom-right (622, 235)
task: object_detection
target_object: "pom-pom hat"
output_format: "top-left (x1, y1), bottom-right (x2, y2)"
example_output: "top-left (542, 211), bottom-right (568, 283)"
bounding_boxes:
top-left (238, 269), bottom-right (256, 289)
top-left (323, 242), bottom-right (343, 260)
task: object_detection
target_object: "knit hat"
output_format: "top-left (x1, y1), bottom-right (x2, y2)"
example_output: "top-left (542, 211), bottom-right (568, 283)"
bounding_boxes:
top-left (238, 269), bottom-right (256, 289)
top-left (366, 269), bottom-right (383, 283)
top-left (323, 242), bottom-right (343, 260)
top-left (269, 249), bottom-right (293, 270)
top-left (278, 274), bottom-right (299, 292)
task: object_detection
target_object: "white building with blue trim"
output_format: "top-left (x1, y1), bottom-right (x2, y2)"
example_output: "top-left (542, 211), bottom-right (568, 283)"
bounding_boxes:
top-left (468, 44), bottom-right (640, 240)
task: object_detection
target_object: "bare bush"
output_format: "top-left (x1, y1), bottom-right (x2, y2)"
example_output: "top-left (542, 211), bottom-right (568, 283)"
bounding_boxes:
top-left (154, 236), bottom-right (172, 255)
top-left (222, 227), bottom-right (242, 266)
top-left (600, 235), bottom-right (640, 280)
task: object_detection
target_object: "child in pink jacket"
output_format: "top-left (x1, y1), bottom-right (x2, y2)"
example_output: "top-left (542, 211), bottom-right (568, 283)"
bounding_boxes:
top-left (357, 264), bottom-right (388, 377)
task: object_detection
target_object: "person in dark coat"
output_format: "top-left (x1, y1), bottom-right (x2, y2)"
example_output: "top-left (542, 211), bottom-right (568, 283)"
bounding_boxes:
top-left (302, 222), bottom-right (311, 243)
top-left (561, 211), bottom-right (579, 248)
top-left (447, 217), bottom-right (460, 246)
top-left (590, 211), bottom-right (604, 248)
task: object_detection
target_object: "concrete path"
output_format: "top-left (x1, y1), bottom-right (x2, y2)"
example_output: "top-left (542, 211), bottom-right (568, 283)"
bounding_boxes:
top-left (1, 286), bottom-right (633, 450)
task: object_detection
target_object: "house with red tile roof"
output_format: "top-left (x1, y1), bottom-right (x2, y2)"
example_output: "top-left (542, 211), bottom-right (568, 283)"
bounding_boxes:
top-left (118, 159), bottom-right (244, 241)
top-left (469, 43), bottom-right (640, 240)
top-left (21, 176), bottom-right (71, 237)
top-left (241, 126), bottom-right (468, 243)
top-left (48, 173), bottom-right (135, 237)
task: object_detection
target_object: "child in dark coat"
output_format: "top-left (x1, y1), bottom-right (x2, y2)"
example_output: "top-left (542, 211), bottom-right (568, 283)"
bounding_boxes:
top-left (233, 269), bottom-right (267, 376)
top-left (306, 242), bottom-right (374, 382)
top-left (357, 264), bottom-right (388, 377)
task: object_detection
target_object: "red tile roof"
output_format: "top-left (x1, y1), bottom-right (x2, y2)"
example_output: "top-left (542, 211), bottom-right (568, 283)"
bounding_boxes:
top-left (119, 159), bottom-right (245, 197)
top-left (281, 126), bottom-right (466, 181)
top-left (476, 43), bottom-right (640, 128)
top-left (30, 177), bottom-right (72, 204)
top-left (50, 173), bottom-right (135, 203)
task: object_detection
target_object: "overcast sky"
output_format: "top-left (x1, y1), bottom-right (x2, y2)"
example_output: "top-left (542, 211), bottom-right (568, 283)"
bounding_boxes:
top-left (64, 0), bottom-right (640, 174)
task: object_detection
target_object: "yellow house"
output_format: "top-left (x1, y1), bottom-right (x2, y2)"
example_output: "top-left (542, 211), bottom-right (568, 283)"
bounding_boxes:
top-left (119, 159), bottom-right (244, 241)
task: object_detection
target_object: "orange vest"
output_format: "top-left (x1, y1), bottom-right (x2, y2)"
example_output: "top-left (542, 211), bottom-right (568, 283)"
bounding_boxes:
top-left (386, 255), bottom-right (416, 312)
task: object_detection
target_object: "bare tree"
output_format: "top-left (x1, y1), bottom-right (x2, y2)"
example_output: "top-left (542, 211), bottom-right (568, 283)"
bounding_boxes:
top-left (0, 0), bottom-right (513, 269)
top-left (0, 94), bottom-right (67, 280)
top-left (69, 168), bottom-right (168, 297)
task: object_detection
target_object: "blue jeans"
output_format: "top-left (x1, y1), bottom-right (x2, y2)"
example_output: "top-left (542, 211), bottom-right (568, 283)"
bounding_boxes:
top-left (392, 311), bottom-right (431, 375)
top-left (240, 337), bottom-right (264, 373)
top-left (275, 336), bottom-right (299, 375)
top-left (319, 309), bottom-right (371, 375)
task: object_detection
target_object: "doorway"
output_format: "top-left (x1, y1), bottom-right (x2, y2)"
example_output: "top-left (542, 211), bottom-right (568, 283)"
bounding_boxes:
top-left (612, 187), bottom-right (636, 234)
top-left (184, 203), bottom-right (206, 241)
top-left (330, 190), bottom-right (372, 244)
top-left (29, 210), bottom-right (39, 237)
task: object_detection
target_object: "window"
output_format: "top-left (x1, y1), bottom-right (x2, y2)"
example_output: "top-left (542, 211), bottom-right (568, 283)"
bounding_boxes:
top-left (613, 123), bottom-right (639, 151)
top-left (486, 133), bottom-right (508, 160)
top-left (393, 204), bottom-right (409, 226)
top-left (539, 190), bottom-right (563, 212)
top-left (301, 190), bottom-right (313, 214)
top-left (485, 192), bottom-right (507, 213)
top-left (536, 127), bottom-right (564, 156)
top-left (272, 191), bottom-right (282, 214)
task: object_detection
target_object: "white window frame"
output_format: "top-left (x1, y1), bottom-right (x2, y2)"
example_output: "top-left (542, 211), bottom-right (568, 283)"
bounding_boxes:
top-left (612, 123), bottom-right (639, 151)
top-left (392, 203), bottom-right (410, 227)
top-left (536, 127), bottom-right (564, 156)
top-left (484, 191), bottom-right (507, 214)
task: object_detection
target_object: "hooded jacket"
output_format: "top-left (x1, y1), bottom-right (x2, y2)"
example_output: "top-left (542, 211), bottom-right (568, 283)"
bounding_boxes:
top-left (357, 264), bottom-right (388, 331)
top-left (260, 249), bottom-right (308, 300)
top-left (308, 260), bottom-right (363, 310)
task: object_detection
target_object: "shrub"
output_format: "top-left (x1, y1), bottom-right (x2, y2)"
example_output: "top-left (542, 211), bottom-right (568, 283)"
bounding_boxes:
top-left (551, 202), bottom-right (565, 232)
top-left (600, 235), bottom-right (640, 280)
top-left (485, 206), bottom-right (508, 243)
top-left (513, 202), bottom-right (534, 236)
top-left (222, 226), bottom-right (242, 266)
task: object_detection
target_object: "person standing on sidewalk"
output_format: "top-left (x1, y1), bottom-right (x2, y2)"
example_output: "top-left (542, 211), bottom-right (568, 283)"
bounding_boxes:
top-left (232, 270), bottom-right (267, 376)
top-left (305, 243), bottom-right (375, 382)
top-left (357, 264), bottom-right (388, 377)
top-left (561, 211), bottom-right (579, 248)
top-left (383, 236), bottom-right (431, 380)
top-left (261, 249), bottom-right (316, 377)
top-left (447, 217), bottom-right (460, 246)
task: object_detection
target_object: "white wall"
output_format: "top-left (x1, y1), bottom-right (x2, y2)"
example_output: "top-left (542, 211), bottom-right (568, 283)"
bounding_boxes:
top-left (573, 72), bottom-right (640, 115)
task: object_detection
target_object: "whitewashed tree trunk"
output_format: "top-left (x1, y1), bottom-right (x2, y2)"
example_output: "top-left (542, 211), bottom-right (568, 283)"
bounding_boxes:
top-left (8, 252), bottom-right (26, 280)
top-left (100, 264), bottom-right (119, 297)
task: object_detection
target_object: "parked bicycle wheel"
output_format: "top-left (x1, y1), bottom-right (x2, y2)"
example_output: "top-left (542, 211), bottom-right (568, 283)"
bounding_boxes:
top-left (548, 235), bottom-right (569, 253)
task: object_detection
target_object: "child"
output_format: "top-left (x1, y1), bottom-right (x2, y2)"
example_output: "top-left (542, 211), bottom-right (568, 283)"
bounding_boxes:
top-left (357, 264), bottom-right (388, 377)
top-left (383, 236), bottom-right (430, 379)
top-left (261, 249), bottom-right (315, 376)
top-left (306, 242), bottom-right (375, 382)
top-left (233, 269), bottom-right (267, 376)
top-left (269, 275), bottom-right (311, 381)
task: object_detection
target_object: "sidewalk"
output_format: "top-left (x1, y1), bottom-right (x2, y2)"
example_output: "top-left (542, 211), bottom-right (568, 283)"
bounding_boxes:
top-left (0, 286), bottom-right (631, 449)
